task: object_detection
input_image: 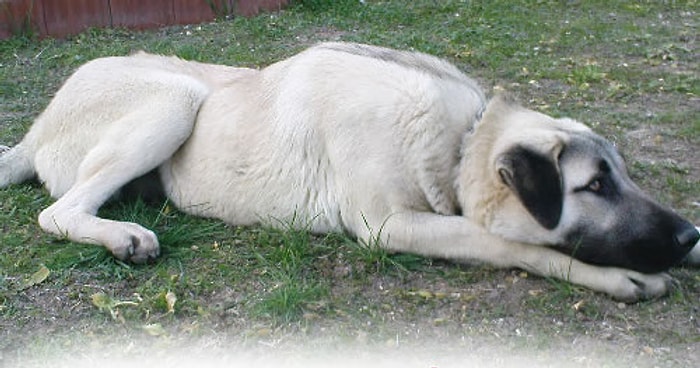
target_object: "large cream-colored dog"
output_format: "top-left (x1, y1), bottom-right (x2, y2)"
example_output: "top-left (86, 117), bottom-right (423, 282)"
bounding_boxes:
top-left (1, 42), bottom-right (698, 302)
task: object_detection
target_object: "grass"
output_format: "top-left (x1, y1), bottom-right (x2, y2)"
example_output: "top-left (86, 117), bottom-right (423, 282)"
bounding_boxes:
top-left (1, 0), bottom-right (698, 367)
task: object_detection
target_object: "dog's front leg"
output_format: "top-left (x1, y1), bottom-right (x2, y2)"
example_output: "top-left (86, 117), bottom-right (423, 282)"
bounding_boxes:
top-left (365, 212), bottom-right (672, 302)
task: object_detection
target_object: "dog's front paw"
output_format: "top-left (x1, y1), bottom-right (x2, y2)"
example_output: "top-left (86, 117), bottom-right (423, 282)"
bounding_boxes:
top-left (607, 269), bottom-right (674, 303)
top-left (0, 145), bottom-right (9, 154)
top-left (106, 223), bottom-right (161, 264)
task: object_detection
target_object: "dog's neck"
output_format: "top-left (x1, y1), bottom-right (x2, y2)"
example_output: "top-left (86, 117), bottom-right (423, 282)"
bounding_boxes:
top-left (454, 100), bottom-right (512, 227)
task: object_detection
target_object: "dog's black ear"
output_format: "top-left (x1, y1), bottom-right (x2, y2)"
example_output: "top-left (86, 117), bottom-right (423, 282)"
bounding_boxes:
top-left (497, 145), bottom-right (563, 229)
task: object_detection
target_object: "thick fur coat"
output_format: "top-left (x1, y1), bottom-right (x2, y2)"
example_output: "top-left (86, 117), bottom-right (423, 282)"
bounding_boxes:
top-left (1, 43), bottom-right (698, 302)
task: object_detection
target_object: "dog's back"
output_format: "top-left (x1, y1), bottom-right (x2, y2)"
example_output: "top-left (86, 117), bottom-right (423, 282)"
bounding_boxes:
top-left (160, 42), bottom-right (487, 234)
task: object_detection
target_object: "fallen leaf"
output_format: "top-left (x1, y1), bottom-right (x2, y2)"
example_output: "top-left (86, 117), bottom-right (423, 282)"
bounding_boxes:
top-left (113, 299), bottom-right (139, 308)
top-left (528, 289), bottom-right (544, 297)
top-left (90, 292), bottom-right (139, 321)
top-left (91, 292), bottom-right (113, 311)
top-left (416, 290), bottom-right (434, 299)
top-left (571, 300), bottom-right (586, 311)
top-left (165, 291), bottom-right (177, 314)
top-left (142, 323), bottom-right (167, 337)
top-left (196, 305), bottom-right (210, 317)
top-left (19, 264), bottom-right (50, 290)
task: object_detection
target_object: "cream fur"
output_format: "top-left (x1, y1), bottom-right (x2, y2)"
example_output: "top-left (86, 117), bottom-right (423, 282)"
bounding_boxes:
top-left (0, 42), bottom-right (687, 302)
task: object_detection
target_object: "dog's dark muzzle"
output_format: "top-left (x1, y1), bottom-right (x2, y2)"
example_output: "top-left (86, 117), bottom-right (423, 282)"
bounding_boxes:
top-left (559, 212), bottom-right (698, 274)
top-left (613, 217), bottom-right (698, 274)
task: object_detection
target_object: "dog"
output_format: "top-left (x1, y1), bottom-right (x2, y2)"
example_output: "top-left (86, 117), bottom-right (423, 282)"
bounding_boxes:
top-left (1, 42), bottom-right (698, 302)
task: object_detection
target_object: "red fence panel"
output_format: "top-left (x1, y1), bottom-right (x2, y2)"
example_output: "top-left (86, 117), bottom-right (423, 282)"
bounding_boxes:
top-left (111, 0), bottom-right (174, 30)
top-left (174, 0), bottom-right (218, 25)
top-left (0, 0), bottom-right (39, 39)
top-left (0, 0), bottom-right (289, 39)
top-left (39, 0), bottom-right (111, 38)
top-left (237, 0), bottom-right (286, 17)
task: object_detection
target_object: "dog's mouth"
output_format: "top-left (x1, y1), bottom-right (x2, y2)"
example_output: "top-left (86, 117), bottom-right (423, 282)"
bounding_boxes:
top-left (552, 213), bottom-right (700, 273)
top-left (555, 226), bottom-right (698, 274)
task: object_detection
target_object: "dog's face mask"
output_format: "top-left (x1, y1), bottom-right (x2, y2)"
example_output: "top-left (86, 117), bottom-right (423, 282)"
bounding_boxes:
top-left (477, 101), bottom-right (698, 273)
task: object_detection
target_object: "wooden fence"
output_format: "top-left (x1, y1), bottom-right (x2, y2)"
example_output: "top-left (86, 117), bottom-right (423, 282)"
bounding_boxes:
top-left (0, 0), bottom-right (289, 39)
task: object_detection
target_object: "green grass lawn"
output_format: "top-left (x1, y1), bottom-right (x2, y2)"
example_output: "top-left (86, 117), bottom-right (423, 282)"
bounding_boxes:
top-left (1, 1), bottom-right (698, 367)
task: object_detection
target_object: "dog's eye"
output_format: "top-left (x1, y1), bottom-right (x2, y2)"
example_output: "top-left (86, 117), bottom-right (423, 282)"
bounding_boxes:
top-left (574, 178), bottom-right (606, 194)
top-left (587, 179), bottom-right (602, 193)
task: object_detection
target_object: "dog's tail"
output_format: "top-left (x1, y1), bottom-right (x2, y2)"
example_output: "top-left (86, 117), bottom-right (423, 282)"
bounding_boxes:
top-left (0, 143), bottom-right (35, 188)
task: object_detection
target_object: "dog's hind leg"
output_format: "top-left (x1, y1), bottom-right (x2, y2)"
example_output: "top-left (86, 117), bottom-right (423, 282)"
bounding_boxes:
top-left (0, 143), bottom-right (35, 188)
top-left (37, 90), bottom-right (204, 263)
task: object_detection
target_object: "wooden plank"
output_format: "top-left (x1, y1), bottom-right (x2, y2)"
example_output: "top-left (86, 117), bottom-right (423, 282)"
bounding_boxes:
top-left (173, 0), bottom-right (217, 25)
top-left (39, 0), bottom-right (111, 38)
top-left (236, 0), bottom-right (287, 17)
top-left (111, 0), bottom-right (174, 29)
top-left (0, 0), bottom-right (289, 39)
top-left (0, 0), bottom-right (47, 38)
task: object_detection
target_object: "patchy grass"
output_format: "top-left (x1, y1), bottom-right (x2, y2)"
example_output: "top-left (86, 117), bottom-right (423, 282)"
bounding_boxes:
top-left (1, 1), bottom-right (698, 367)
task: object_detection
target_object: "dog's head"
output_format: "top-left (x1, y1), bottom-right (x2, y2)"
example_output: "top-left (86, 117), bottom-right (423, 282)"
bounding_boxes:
top-left (459, 96), bottom-right (698, 273)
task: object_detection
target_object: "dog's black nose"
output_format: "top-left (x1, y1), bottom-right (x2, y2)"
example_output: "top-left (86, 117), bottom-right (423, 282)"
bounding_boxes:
top-left (674, 224), bottom-right (700, 249)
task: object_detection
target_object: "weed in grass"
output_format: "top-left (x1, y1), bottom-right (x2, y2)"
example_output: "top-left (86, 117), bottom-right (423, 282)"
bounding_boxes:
top-left (349, 219), bottom-right (429, 276)
top-left (249, 225), bottom-right (331, 323)
top-left (568, 64), bottom-right (607, 88)
top-left (679, 118), bottom-right (700, 139)
top-left (353, 234), bottom-right (399, 274)
top-left (255, 278), bottom-right (328, 323)
top-left (542, 275), bottom-right (585, 303)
